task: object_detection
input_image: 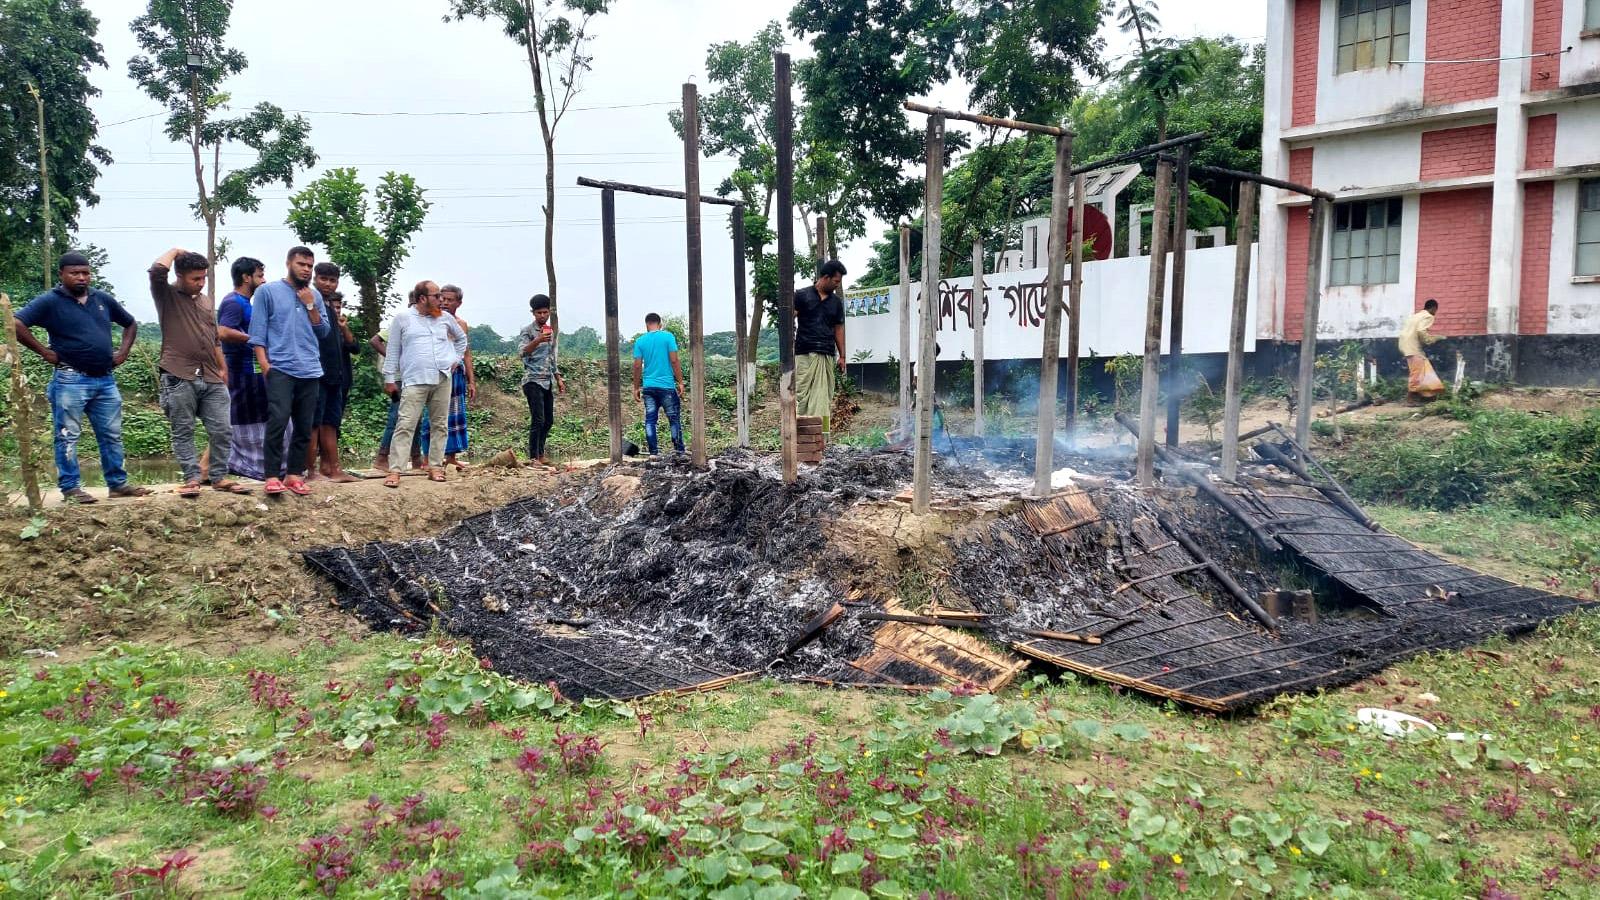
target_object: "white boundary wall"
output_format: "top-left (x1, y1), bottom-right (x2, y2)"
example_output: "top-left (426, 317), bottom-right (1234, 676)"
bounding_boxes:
top-left (844, 242), bottom-right (1259, 364)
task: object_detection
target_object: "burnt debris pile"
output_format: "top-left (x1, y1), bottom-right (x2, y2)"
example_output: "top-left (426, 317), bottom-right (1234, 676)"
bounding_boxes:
top-left (305, 449), bottom-right (958, 699)
top-left (305, 441), bottom-right (1590, 710)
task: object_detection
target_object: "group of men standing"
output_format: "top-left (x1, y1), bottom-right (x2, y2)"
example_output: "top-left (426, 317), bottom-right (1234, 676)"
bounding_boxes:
top-left (10, 248), bottom-right (491, 502)
top-left (9, 246), bottom-right (856, 504)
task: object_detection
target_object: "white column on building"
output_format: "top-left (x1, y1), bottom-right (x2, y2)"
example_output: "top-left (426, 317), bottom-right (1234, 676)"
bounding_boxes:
top-left (1485, 0), bottom-right (1533, 344)
top-left (1257, 0), bottom-right (1295, 341)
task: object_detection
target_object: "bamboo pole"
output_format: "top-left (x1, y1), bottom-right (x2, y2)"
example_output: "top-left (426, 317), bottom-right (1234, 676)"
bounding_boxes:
top-left (574, 176), bottom-right (740, 206)
top-left (1221, 180), bottom-right (1258, 482)
top-left (1032, 131), bottom-right (1074, 496)
top-left (898, 225), bottom-right (912, 435)
top-left (1136, 158), bottom-right (1175, 487)
top-left (1165, 147), bottom-right (1192, 447)
top-left (732, 204), bottom-right (750, 448)
top-left (1065, 173), bottom-right (1085, 447)
top-left (816, 214), bottom-right (828, 266)
top-left (28, 84), bottom-right (51, 290)
top-left (600, 190), bottom-right (622, 463)
top-left (0, 294), bottom-right (42, 510)
top-left (1294, 199), bottom-right (1329, 456)
top-left (682, 83), bottom-right (707, 468)
top-left (971, 237), bottom-right (984, 437)
top-left (774, 53), bottom-right (798, 483)
top-left (913, 115), bottom-right (944, 514)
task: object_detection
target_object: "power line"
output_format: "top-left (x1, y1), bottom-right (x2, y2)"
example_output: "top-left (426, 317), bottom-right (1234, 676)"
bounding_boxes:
top-left (73, 214), bottom-right (730, 234)
top-left (99, 100), bottom-right (678, 129)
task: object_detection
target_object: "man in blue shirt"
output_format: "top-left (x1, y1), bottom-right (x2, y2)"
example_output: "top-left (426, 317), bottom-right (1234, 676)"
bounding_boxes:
top-left (632, 313), bottom-right (686, 455)
top-left (247, 246), bottom-right (331, 497)
top-left (11, 252), bottom-right (152, 503)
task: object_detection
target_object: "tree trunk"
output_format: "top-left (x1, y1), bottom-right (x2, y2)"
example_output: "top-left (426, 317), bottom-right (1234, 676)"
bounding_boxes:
top-left (520, 5), bottom-right (559, 334)
top-left (357, 279), bottom-right (382, 343)
top-left (189, 72), bottom-right (215, 301)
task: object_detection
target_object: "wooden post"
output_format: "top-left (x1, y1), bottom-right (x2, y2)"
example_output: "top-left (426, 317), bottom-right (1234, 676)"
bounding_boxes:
top-left (913, 115), bottom-right (944, 514)
top-left (682, 83), bottom-right (708, 468)
top-left (898, 225), bottom-right (912, 435)
top-left (28, 84), bottom-right (51, 290)
top-left (1065, 173), bottom-right (1085, 447)
top-left (1221, 180), bottom-right (1258, 482)
top-left (1136, 158), bottom-right (1175, 487)
top-left (1165, 147), bottom-right (1192, 447)
top-left (732, 203), bottom-right (750, 448)
top-left (971, 237), bottom-right (984, 437)
top-left (775, 53), bottom-right (798, 483)
top-left (1033, 131), bottom-right (1073, 496)
top-left (0, 293), bottom-right (42, 511)
top-left (1294, 199), bottom-right (1328, 456)
top-left (816, 214), bottom-right (829, 266)
top-left (600, 190), bottom-right (622, 463)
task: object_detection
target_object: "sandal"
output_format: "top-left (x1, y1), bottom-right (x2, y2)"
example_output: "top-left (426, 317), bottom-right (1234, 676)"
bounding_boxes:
top-left (384, 472), bottom-right (402, 489)
top-left (108, 485), bottom-right (152, 498)
top-left (212, 479), bottom-right (251, 494)
top-left (264, 478), bottom-right (286, 496)
top-left (178, 481), bottom-right (203, 498)
top-left (428, 468), bottom-right (447, 483)
top-left (284, 476), bottom-right (312, 496)
top-left (61, 488), bottom-right (98, 504)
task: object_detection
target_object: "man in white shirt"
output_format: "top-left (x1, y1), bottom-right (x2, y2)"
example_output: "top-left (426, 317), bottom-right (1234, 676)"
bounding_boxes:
top-left (381, 281), bottom-right (467, 487)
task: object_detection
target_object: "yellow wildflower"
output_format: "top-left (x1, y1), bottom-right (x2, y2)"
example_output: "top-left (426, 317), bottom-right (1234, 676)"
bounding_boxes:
top-left (1098, 860), bottom-right (1110, 871)
top-left (1234, 769), bottom-right (1243, 777)
top-left (1290, 846), bottom-right (1302, 856)
top-left (1374, 772), bottom-right (1383, 780)
top-left (0, 689), bottom-right (8, 699)
top-left (130, 700), bottom-right (141, 709)
top-left (14, 796), bottom-right (24, 805)
top-left (1359, 768), bottom-right (1372, 777)
top-left (1171, 854), bottom-right (1183, 865)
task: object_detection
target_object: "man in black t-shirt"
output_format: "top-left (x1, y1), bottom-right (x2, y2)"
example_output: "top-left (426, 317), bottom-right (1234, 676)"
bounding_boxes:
top-left (794, 259), bottom-right (847, 434)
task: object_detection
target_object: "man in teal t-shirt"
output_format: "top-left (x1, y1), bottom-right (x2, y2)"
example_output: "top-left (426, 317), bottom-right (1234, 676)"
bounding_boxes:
top-left (632, 313), bottom-right (686, 455)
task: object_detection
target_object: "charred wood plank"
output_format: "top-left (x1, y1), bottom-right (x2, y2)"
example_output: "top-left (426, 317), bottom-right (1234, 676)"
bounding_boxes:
top-left (1158, 515), bottom-right (1278, 631)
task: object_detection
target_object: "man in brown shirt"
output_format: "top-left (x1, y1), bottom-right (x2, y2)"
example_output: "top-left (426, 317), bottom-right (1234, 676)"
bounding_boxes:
top-left (149, 248), bottom-right (246, 496)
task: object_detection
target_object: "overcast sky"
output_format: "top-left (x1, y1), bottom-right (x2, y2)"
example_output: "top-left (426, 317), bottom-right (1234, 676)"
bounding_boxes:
top-left (75, 0), bottom-right (1266, 337)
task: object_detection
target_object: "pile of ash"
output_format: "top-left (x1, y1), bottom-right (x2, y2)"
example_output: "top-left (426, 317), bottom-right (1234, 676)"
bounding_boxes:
top-left (304, 448), bottom-right (985, 699)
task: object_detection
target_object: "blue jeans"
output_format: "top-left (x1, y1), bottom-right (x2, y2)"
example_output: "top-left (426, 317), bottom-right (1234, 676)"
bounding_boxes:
top-left (46, 369), bottom-right (128, 491)
top-left (642, 387), bottom-right (684, 455)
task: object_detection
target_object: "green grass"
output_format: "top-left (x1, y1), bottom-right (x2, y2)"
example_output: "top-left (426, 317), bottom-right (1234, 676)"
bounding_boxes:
top-left (4, 604), bottom-right (1600, 896)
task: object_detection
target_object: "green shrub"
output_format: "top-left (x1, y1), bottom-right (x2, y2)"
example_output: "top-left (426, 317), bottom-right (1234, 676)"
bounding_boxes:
top-left (1326, 408), bottom-right (1600, 516)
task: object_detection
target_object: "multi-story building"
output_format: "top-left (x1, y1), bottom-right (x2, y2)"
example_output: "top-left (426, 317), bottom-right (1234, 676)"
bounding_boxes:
top-left (1260, 0), bottom-right (1600, 383)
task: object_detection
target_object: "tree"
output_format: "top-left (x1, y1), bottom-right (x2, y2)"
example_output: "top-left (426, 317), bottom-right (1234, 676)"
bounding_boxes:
top-left (446, 0), bottom-right (613, 331)
top-left (1115, 0), bottom-right (1206, 143)
top-left (789, 0), bottom-right (962, 225)
top-left (128, 0), bottom-right (318, 299)
top-left (286, 168), bottom-right (430, 341)
top-left (0, 0), bottom-right (110, 288)
top-left (468, 323), bottom-right (511, 355)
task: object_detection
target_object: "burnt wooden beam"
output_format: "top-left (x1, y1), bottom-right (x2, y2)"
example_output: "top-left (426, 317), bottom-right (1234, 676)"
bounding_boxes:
top-left (775, 52), bottom-right (798, 483)
top-left (913, 114), bottom-right (944, 512)
top-left (1070, 132), bottom-right (1207, 177)
top-left (574, 176), bottom-right (740, 206)
top-left (1033, 130), bottom-right (1074, 495)
top-left (600, 189), bottom-right (622, 463)
top-left (903, 101), bottom-right (1068, 136)
top-left (1220, 180), bottom-right (1258, 481)
top-left (731, 204), bottom-right (750, 448)
top-left (1191, 165), bottom-right (1336, 202)
top-left (1157, 515), bottom-right (1278, 631)
top-left (1136, 157), bottom-right (1174, 487)
top-left (683, 82), bottom-right (708, 468)
top-left (1065, 173), bottom-right (1086, 447)
top-left (1165, 145), bottom-right (1193, 448)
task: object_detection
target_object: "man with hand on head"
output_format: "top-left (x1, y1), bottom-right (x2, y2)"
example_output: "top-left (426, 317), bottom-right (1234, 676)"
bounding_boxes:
top-left (382, 281), bottom-right (467, 488)
top-left (149, 247), bottom-right (245, 497)
top-left (11, 252), bottom-right (151, 503)
top-left (247, 246), bottom-right (331, 497)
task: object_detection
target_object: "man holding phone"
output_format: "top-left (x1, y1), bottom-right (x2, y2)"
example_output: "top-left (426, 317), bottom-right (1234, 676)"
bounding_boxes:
top-left (517, 294), bottom-right (564, 467)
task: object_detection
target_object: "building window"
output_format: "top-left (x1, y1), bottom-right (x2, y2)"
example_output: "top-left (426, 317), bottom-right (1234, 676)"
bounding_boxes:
top-left (1336, 0), bottom-right (1411, 74)
top-left (1330, 198), bottom-right (1402, 286)
top-left (1578, 180), bottom-right (1600, 276)
top-left (1589, 0), bottom-right (1600, 31)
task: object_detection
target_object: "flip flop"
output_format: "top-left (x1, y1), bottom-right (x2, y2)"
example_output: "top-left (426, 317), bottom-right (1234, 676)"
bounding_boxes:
top-left (212, 480), bottom-right (251, 494)
top-left (384, 472), bottom-right (401, 489)
top-left (428, 468), bottom-right (447, 483)
top-left (177, 481), bottom-right (203, 498)
top-left (108, 485), bottom-right (153, 498)
top-left (264, 478), bottom-right (286, 496)
top-left (284, 477), bottom-right (312, 496)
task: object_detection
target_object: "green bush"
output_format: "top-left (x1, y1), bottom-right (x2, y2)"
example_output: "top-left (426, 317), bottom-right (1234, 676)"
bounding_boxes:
top-left (1326, 408), bottom-right (1600, 516)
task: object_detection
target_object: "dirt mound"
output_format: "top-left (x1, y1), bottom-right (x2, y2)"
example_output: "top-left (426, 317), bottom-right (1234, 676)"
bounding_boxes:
top-left (0, 468), bottom-right (568, 654)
